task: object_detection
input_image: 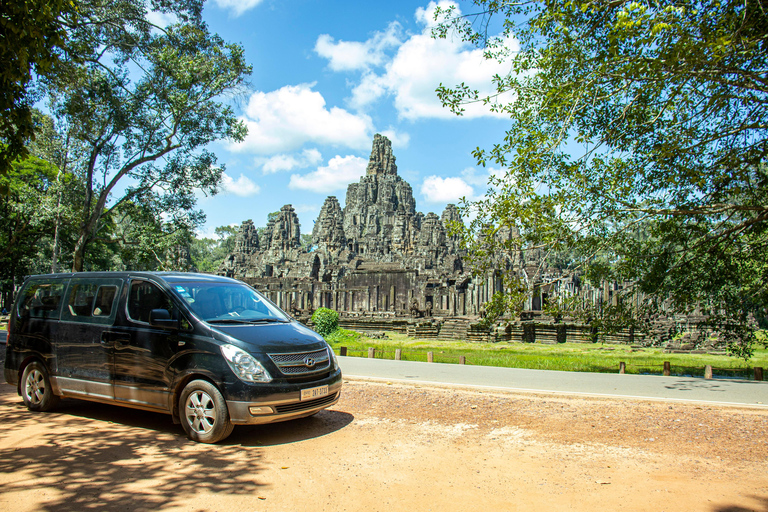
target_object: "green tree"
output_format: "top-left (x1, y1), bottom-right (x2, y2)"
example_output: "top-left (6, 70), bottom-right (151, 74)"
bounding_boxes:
top-left (435, 0), bottom-right (768, 357)
top-left (190, 237), bottom-right (221, 273)
top-left (0, 0), bottom-right (75, 174)
top-left (0, 154), bottom-right (68, 307)
top-left (215, 225), bottom-right (238, 253)
top-left (99, 199), bottom-right (198, 271)
top-left (190, 224), bottom-right (239, 272)
top-left (41, 0), bottom-right (250, 272)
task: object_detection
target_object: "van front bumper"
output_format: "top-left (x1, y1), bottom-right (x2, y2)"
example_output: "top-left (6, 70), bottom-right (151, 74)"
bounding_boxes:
top-left (226, 376), bottom-right (343, 425)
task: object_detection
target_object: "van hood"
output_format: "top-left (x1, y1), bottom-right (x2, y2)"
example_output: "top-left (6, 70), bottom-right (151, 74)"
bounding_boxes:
top-left (211, 321), bottom-right (327, 353)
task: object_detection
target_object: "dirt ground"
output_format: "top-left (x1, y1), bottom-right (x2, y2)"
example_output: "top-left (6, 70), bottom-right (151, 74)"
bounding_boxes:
top-left (0, 377), bottom-right (766, 512)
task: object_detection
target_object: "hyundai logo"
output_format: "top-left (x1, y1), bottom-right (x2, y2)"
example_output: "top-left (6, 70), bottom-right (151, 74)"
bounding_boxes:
top-left (304, 357), bottom-right (316, 368)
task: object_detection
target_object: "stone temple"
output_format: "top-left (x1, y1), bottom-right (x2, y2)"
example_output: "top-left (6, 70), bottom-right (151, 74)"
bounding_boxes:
top-left (218, 135), bottom-right (691, 345)
top-left (219, 134), bottom-right (487, 315)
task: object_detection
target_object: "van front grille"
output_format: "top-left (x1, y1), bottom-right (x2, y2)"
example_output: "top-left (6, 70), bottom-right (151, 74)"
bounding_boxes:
top-left (268, 348), bottom-right (330, 376)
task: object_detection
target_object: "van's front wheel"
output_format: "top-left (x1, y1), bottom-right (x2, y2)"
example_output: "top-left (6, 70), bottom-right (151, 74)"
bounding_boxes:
top-left (179, 380), bottom-right (234, 443)
top-left (21, 361), bottom-right (59, 412)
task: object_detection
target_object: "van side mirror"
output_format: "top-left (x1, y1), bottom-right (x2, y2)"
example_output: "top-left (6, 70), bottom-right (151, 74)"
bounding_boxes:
top-left (149, 309), bottom-right (179, 330)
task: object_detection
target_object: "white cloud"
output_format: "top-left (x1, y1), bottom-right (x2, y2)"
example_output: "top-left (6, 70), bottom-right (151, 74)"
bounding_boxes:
top-left (319, 1), bottom-right (516, 120)
top-left (262, 149), bottom-right (323, 174)
top-left (293, 204), bottom-right (320, 214)
top-left (289, 155), bottom-right (367, 193)
top-left (348, 72), bottom-right (388, 110)
top-left (146, 11), bottom-right (178, 29)
top-left (218, 172), bottom-right (260, 196)
top-left (232, 84), bottom-right (375, 154)
top-left (211, 0), bottom-right (264, 16)
top-left (461, 166), bottom-right (505, 187)
top-left (421, 175), bottom-right (475, 203)
top-left (314, 22), bottom-right (403, 72)
top-left (196, 226), bottom-right (224, 240)
top-left (379, 128), bottom-right (410, 149)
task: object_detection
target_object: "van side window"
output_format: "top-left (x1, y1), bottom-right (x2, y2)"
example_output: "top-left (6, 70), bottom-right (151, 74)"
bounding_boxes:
top-left (128, 280), bottom-right (175, 324)
top-left (18, 282), bottom-right (66, 319)
top-left (61, 280), bottom-right (121, 324)
top-left (67, 283), bottom-right (98, 316)
top-left (93, 285), bottom-right (117, 316)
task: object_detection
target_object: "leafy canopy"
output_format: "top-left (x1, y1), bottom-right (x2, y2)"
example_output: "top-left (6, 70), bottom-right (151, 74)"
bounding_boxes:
top-left (435, 0), bottom-right (768, 357)
top-left (0, 0), bottom-right (75, 174)
top-left (39, 0), bottom-right (251, 272)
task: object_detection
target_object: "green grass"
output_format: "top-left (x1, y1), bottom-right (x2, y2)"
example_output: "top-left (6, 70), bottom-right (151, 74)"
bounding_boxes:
top-left (326, 328), bottom-right (768, 379)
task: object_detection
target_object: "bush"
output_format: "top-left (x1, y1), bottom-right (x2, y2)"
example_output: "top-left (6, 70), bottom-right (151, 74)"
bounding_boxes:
top-left (311, 307), bottom-right (339, 337)
top-left (326, 328), bottom-right (362, 345)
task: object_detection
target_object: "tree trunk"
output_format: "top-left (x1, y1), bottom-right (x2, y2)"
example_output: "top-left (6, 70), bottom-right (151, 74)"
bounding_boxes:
top-left (51, 200), bottom-right (61, 273)
top-left (72, 234), bottom-right (88, 272)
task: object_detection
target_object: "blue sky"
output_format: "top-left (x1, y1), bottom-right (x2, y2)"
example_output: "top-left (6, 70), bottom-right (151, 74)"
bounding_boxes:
top-left (190, 0), bottom-right (515, 238)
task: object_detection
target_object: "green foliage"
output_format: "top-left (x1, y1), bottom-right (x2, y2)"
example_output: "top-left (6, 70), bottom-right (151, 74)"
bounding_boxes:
top-left (300, 233), bottom-right (313, 251)
top-left (189, 238), bottom-right (222, 273)
top-left (0, 0), bottom-right (74, 174)
top-left (478, 288), bottom-right (526, 328)
top-left (0, 105), bottom-right (226, 306)
top-left (214, 225), bottom-right (238, 253)
top-left (0, 153), bottom-right (60, 302)
top-left (435, 0), bottom-right (768, 357)
top-left (311, 307), bottom-right (340, 337)
top-left (325, 328), bottom-right (363, 345)
top-left (17, 0), bottom-right (252, 272)
top-left (189, 225), bottom-right (238, 272)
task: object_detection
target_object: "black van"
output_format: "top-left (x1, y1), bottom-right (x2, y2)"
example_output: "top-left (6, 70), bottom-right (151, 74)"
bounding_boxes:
top-left (3, 272), bottom-right (342, 443)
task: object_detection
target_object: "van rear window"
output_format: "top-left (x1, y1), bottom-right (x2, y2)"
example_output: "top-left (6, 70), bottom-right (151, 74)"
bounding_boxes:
top-left (18, 282), bottom-right (66, 319)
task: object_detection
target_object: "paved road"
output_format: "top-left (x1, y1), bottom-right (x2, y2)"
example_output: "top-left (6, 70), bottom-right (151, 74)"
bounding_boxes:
top-left (338, 356), bottom-right (768, 408)
top-left (3, 329), bottom-right (764, 407)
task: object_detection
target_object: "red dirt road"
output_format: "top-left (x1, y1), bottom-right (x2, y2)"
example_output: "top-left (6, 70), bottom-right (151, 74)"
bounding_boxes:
top-left (0, 379), bottom-right (766, 511)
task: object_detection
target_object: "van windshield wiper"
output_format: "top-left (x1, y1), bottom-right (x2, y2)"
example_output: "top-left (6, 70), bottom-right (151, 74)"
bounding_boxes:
top-left (207, 318), bottom-right (289, 325)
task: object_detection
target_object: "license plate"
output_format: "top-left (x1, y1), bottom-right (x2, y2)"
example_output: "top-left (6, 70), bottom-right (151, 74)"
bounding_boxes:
top-left (301, 385), bottom-right (329, 401)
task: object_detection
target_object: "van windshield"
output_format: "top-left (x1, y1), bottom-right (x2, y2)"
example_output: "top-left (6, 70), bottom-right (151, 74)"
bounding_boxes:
top-left (169, 282), bottom-right (289, 324)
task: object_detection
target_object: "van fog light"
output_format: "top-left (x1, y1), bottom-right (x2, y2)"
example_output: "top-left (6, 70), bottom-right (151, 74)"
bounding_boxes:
top-left (249, 406), bottom-right (274, 415)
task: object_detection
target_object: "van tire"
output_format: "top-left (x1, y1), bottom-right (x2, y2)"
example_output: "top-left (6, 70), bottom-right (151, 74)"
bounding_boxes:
top-left (21, 362), bottom-right (60, 412)
top-left (179, 380), bottom-right (234, 443)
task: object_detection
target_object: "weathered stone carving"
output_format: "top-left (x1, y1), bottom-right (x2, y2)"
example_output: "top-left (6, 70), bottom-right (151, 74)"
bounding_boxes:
top-left (312, 196), bottom-right (346, 252)
top-left (235, 220), bottom-right (259, 254)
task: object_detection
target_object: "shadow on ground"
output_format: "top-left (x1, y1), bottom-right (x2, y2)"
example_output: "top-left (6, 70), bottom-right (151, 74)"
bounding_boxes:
top-left (0, 383), bottom-right (352, 511)
top-left (713, 495), bottom-right (768, 512)
top-left (228, 409), bottom-right (355, 447)
top-left (664, 379), bottom-right (766, 392)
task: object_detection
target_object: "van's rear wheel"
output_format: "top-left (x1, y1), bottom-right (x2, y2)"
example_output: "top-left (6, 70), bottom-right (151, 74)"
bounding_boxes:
top-left (21, 361), bottom-right (59, 412)
top-left (179, 380), bottom-right (234, 443)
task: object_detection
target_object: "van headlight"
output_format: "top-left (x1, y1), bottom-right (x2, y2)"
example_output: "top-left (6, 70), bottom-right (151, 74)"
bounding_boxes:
top-left (327, 343), bottom-right (339, 371)
top-left (221, 344), bottom-right (272, 383)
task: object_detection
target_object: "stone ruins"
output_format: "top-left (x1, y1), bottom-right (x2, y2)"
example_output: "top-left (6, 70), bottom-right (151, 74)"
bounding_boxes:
top-left (218, 134), bottom-right (705, 347)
